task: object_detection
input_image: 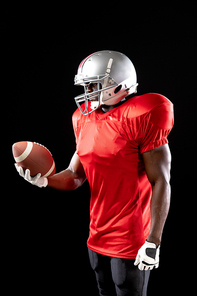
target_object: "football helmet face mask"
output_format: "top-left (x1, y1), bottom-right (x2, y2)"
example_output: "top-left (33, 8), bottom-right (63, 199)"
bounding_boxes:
top-left (74, 50), bottom-right (138, 115)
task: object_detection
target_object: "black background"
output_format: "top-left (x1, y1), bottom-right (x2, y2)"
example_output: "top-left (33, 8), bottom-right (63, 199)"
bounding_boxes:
top-left (3, 3), bottom-right (196, 295)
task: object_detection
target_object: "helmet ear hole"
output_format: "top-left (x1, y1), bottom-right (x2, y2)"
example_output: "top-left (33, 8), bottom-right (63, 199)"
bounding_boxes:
top-left (114, 85), bottom-right (122, 94)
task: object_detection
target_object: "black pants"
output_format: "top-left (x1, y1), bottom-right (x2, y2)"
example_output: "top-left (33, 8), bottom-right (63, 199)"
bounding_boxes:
top-left (88, 248), bottom-right (150, 296)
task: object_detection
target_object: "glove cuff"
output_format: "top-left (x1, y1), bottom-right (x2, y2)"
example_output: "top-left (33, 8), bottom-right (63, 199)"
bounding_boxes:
top-left (146, 240), bottom-right (160, 249)
top-left (37, 177), bottom-right (48, 188)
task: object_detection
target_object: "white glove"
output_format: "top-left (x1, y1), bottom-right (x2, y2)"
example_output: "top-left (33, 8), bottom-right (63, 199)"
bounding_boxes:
top-left (14, 164), bottom-right (48, 188)
top-left (134, 240), bottom-right (160, 271)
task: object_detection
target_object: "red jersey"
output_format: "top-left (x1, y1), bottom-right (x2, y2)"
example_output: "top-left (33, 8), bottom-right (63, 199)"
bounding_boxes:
top-left (72, 93), bottom-right (174, 259)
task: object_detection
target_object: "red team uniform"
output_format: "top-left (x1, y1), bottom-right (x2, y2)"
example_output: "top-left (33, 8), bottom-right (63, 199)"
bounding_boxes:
top-left (73, 93), bottom-right (174, 259)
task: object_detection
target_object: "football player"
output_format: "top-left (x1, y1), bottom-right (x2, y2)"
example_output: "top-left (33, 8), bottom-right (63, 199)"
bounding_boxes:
top-left (15, 50), bottom-right (174, 296)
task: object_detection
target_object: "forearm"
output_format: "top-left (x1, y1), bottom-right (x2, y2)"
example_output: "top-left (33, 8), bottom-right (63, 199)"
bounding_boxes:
top-left (147, 180), bottom-right (171, 246)
top-left (47, 168), bottom-right (86, 191)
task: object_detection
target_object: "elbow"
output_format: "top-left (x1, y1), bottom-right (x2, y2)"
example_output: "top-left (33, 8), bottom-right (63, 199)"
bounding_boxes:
top-left (69, 178), bottom-right (86, 191)
top-left (66, 174), bottom-right (86, 191)
top-left (152, 177), bottom-right (171, 191)
top-left (150, 168), bottom-right (171, 189)
top-left (151, 177), bottom-right (171, 188)
top-left (150, 179), bottom-right (171, 218)
top-left (151, 178), bottom-right (171, 203)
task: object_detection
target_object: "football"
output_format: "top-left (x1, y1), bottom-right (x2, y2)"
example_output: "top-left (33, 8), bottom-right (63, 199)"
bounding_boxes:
top-left (12, 141), bottom-right (56, 177)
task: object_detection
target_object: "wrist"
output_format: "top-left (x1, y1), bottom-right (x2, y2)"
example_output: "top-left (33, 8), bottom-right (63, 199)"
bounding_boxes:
top-left (147, 235), bottom-right (161, 247)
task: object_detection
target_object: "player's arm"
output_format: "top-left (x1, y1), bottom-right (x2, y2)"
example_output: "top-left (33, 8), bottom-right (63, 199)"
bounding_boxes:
top-left (142, 144), bottom-right (171, 246)
top-left (15, 151), bottom-right (86, 190)
top-left (47, 151), bottom-right (86, 191)
top-left (134, 144), bottom-right (171, 270)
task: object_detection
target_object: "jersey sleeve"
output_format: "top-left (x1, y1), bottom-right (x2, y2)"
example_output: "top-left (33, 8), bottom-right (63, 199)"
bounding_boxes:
top-left (139, 102), bottom-right (174, 154)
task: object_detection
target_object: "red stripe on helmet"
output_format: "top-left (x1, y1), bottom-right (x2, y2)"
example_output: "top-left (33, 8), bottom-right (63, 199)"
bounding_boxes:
top-left (78, 52), bottom-right (95, 73)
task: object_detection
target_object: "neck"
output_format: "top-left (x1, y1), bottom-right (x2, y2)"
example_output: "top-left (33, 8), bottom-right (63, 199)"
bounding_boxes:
top-left (100, 96), bottom-right (132, 113)
top-left (101, 105), bottom-right (115, 113)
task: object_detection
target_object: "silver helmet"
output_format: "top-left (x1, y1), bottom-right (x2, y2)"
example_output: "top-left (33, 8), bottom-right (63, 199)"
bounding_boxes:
top-left (74, 50), bottom-right (138, 115)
